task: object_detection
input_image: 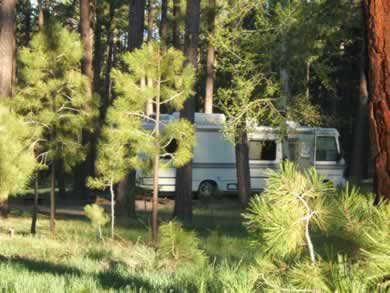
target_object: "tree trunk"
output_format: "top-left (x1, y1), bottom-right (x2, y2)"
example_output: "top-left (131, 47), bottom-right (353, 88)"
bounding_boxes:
top-left (128, 0), bottom-right (145, 51)
top-left (93, 0), bottom-right (104, 99)
top-left (0, 0), bottom-right (16, 98)
top-left (235, 126), bottom-right (251, 207)
top-left (103, 2), bottom-right (115, 115)
top-left (350, 3), bottom-right (369, 184)
top-left (76, 0), bottom-right (95, 197)
top-left (31, 173), bottom-right (39, 234)
top-left (37, 0), bottom-right (44, 30)
top-left (174, 0), bottom-right (200, 225)
top-left (50, 162), bottom-right (56, 234)
top-left (80, 0), bottom-right (93, 96)
top-left (109, 180), bottom-right (115, 239)
top-left (172, 0), bottom-right (181, 49)
top-left (145, 0), bottom-right (155, 115)
top-left (160, 0), bottom-right (168, 49)
top-left (365, 0), bottom-right (390, 200)
top-left (152, 77), bottom-right (161, 242)
top-left (115, 171), bottom-right (136, 218)
top-left (57, 159), bottom-right (66, 199)
top-left (204, 0), bottom-right (216, 114)
top-left (115, 0), bottom-right (146, 217)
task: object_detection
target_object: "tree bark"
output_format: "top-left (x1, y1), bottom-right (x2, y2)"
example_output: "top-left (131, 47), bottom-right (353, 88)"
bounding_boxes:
top-left (128, 0), bottom-right (145, 51)
top-left (174, 0), bottom-right (200, 225)
top-left (350, 3), bottom-right (369, 184)
top-left (365, 0), bottom-right (390, 200)
top-left (57, 159), bottom-right (66, 199)
top-left (152, 72), bottom-right (161, 242)
top-left (80, 0), bottom-right (93, 96)
top-left (172, 0), bottom-right (180, 49)
top-left (160, 0), bottom-right (168, 49)
top-left (50, 162), bottom-right (56, 234)
top-left (235, 126), bottom-right (251, 206)
top-left (115, 0), bottom-right (146, 218)
top-left (31, 173), bottom-right (39, 234)
top-left (204, 0), bottom-right (216, 114)
top-left (0, 0), bottom-right (16, 98)
top-left (93, 0), bottom-right (104, 98)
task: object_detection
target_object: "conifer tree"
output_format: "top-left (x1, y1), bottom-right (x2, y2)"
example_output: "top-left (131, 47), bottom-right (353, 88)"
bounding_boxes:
top-left (12, 22), bottom-right (93, 234)
top-left (0, 106), bottom-right (37, 204)
top-left (90, 43), bottom-right (195, 241)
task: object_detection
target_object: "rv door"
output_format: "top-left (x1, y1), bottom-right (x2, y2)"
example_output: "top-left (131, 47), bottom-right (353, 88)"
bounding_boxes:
top-left (287, 133), bottom-right (315, 170)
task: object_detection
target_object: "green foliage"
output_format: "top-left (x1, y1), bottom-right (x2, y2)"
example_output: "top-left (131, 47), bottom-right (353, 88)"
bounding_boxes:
top-left (12, 22), bottom-right (92, 171)
top-left (84, 204), bottom-right (109, 228)
top-left (0, 106), bottom-right (37, 200)
top-left (91, 43), bottom-right (195, 188)
top-left (243, 162), bottom-right (334, 258)
top-left (287, 94), bottom-right (323, 126)
top-left (243, 163), bottom-right (390, 291)
top-left (158, 221), bottom-right (206, 270)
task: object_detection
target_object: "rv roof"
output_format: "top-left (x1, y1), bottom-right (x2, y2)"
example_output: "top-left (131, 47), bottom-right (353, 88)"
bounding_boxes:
top-left (144, 113), bottom-right (340, 136)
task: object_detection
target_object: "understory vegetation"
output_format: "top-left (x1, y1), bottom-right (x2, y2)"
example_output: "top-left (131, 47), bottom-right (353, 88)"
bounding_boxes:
top-left (1, 165), bottom-right (388, 292)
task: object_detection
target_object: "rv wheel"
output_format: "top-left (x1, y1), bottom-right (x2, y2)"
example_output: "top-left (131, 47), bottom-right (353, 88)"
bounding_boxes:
top-left (198, 181), bottom-right (218, 199)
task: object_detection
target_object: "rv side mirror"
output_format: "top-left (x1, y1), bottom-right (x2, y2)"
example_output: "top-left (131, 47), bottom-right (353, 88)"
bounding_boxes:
top-left (336, 152), bottom-right (343, 162)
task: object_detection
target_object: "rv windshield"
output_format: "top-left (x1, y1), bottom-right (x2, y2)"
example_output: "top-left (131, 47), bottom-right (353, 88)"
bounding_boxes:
top-left (316, 136), bottom-right (338, 161)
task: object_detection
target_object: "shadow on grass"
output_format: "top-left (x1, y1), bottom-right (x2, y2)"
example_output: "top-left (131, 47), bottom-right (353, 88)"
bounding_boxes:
top-left (0, 255), bottom-right (82, 276)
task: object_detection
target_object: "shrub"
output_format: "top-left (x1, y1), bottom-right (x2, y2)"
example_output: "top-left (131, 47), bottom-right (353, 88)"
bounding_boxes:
top-left (84, 204), bottom-right (109, 240)
top-left (158, 221), bottom-right (206, 270)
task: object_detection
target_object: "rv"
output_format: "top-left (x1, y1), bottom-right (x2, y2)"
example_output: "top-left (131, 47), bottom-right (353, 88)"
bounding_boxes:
top-left (136, 113), bottom-right (346, 197)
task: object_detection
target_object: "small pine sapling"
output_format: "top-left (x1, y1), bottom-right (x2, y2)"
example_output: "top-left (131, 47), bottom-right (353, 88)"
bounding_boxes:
top-left (159, 221), bottom-right (206, 270)
top-left (12, 22), bottom-right (94, 234)
top-left (84, 204), bottom-right (109, 240)
top-left (91, 42), bottom-right (195, 241)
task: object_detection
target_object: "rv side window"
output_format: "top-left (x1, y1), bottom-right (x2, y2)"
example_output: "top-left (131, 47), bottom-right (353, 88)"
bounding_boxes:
top-left (249, 140), bottom-right (276, 161)
top-left (316, 136), bottom-right (338, 161)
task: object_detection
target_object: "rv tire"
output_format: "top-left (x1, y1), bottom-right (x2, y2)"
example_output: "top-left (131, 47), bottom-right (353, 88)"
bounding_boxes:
top-left (198, 181), bottom-right (219, 199)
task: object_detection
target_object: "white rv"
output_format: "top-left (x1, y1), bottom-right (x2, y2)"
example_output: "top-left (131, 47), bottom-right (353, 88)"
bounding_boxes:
top-left (136, 113), bottom-right (346, 197)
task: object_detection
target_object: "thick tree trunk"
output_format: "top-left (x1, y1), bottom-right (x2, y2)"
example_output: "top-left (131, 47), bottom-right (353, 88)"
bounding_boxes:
top-left (0, 0), bottom-right (16, 98)
top-left (50, 162), bottom-right (56, 234)
top-left (115, 171), bottom-right (136, 218)
top-left (160, 0), bottom-right (168, 49)
top-left (76, 0), bottom-right (95, 197)
top-left (204, 0), bottom-right (216, 114)
top-left (174, 0), bottom-right (200, 225)
top-left (365, 0), bottom-right (390, 200)
top-left (128, 0), bottom-right (145, 51)
top-left (93, 0), bottom-right (104, 99)
top-left (350, 5), bottom-right (369, 184)
top-left (80, 0), bottom-right (93, 96)
top-left (235, 127), bottom-right (251, 206)
top-left (115, 0), bottom-right (146, 217)
top-left (0, 0), bottom-right (16, 216)
top-left (31, 173), bottom-right (39, 234)
top-left (172, 0), bottom-right (180, 49)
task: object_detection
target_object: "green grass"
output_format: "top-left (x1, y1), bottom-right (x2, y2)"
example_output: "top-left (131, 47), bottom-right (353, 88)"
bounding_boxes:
top-left (0, 201), bottom-right (254, 292)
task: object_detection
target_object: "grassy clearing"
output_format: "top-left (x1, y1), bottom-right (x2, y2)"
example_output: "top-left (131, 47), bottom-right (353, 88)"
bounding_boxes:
top-left (0, 200), bottom-right (255, 292)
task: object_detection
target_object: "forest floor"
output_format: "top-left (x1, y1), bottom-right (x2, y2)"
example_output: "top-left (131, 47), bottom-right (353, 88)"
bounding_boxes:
top-left (0, 196), bottom-right (255, 292)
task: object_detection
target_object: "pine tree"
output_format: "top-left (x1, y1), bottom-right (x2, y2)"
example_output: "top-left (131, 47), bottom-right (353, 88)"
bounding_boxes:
top-left (0, 106), bottom-right (37, 203)
top-left (12, 22), bottom-right (93, 234)
top-left (90, 43), bottom-right (195, 241)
